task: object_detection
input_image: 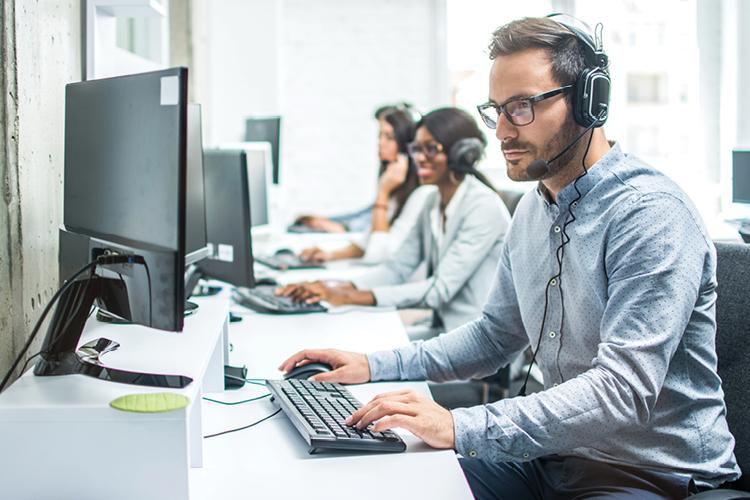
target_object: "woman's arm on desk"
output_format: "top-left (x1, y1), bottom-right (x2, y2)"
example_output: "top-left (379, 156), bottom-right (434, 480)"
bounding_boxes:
top-left (275, 280), bottom-right (375, 306)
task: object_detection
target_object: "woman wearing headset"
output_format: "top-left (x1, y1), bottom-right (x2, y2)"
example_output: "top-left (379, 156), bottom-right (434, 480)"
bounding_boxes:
top-left (296, 106), bottom-right (434, 263)
top-left (295, 105), bottom-right (432, 252)
top-left (278, 107), bottom-right (511, 335)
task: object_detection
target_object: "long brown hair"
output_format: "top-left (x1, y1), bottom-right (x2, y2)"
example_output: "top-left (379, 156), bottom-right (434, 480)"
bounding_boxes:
top-left (376, 108), bottom-right (419, 223)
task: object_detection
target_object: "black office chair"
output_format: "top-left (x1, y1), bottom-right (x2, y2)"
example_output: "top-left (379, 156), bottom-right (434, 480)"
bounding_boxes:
top-left (690, 242), bottom-right (750, 498)
top-left (428, 189), bottom-right (531, 409)
top-left (498, 189), bottom-right (525, 217)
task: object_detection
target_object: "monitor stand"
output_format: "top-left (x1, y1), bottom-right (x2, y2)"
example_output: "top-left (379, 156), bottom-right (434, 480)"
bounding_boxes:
top-left (34, 276), bottom-right (193, 388)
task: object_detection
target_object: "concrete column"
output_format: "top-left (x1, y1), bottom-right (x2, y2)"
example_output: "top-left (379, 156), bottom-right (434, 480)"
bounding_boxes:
top-left (0, 0), bottom-right (81, 385)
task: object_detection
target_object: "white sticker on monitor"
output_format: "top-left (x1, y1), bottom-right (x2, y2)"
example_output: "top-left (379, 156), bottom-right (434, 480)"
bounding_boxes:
top-left (160, 76), bottom-right (179, 106)
top-left (217, 244), bottom-right (234, 262)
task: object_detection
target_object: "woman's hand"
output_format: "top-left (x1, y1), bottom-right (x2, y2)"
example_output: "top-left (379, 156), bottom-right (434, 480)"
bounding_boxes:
top-left (275, 281), bottom-right (331, 304)
top-left (295, 215), bottom-right (347, 233)
top-left (275, 281), bottom-right (374, 307)
top-left (299, 246), bottom-right (331, 263)
top-left (378, 153), bottom-right (409, 196)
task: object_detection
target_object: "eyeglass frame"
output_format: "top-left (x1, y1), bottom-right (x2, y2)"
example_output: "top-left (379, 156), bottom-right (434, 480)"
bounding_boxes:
top-left (406, 140), bottom-right (445, 159)
top-left (476, 84), bottom-right (573, 129)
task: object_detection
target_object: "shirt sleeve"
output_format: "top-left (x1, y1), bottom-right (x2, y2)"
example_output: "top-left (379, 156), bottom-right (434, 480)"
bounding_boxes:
top-left (367, 238), bottom-right (529, 383)
top-left (451, 192), bottom-right (713, 462)
top-left (361, 187), bottom-right (433, 264)
top-left (352, 203), bottom-right (428, 292)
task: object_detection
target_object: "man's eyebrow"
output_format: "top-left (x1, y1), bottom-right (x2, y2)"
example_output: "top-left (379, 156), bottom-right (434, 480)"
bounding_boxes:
top-left (488, 93), bottom-right (529, 106)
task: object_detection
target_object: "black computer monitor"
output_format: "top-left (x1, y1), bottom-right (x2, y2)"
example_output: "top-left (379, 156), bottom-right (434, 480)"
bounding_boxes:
top-left (186, 103), bottom-right (208, 260)
top-left (732, 150), bottom-right (750, 205)
top-left (37, 67), bottom-right (206, 388)
top-left (198, 149), bottom-right (256, 288)
top-left (245, 116), bottom-right (281, 184)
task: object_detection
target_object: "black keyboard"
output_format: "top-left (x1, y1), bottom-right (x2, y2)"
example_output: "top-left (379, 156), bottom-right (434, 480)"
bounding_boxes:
top-left (255, 254), bottom-right (325, 271)
top-left (267, 379), bottom-right (406, 454)
top-left (232, 285), bottom-right (327, 314)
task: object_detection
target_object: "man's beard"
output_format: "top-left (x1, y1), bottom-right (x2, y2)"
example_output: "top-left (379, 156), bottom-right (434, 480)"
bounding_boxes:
top-left (504, 115), bottom-right (581, 181)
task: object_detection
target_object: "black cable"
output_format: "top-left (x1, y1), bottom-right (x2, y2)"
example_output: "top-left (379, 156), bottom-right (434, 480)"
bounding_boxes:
top-left (203, 408), bottom-right (282, 439)
top-left (223, 374), bottom-right (267, 387)
top-left (18, 302), bottom-right (99, 377)
top-left (517, 126), bottom-right (597, 397)
top-left (0, 260), bottom-right (98, 392)
top-left (1, 254), bottom-right (150, 393)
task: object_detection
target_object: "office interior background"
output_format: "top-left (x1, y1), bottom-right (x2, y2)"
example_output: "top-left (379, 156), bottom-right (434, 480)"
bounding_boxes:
top-left (0, 0), bottom-right (749, 390)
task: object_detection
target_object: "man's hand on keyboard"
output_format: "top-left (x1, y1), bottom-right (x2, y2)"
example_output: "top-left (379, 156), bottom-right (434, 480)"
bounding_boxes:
top-left (279, 348), bottom-right (371, 384)
top-left (345, 389), bottom-right (455, 450)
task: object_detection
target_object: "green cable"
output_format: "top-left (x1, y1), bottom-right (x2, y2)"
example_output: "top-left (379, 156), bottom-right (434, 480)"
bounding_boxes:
top-left (203, 393), bottom-right (271, 405)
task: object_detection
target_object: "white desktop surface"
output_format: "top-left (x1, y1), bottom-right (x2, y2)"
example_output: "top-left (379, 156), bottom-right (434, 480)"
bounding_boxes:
top-left (190, 307), bottom-right (473, 499)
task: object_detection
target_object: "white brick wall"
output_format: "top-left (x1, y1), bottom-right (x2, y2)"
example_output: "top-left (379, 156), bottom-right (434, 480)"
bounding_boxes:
top-left (193, 0), bottom-right (449, 223)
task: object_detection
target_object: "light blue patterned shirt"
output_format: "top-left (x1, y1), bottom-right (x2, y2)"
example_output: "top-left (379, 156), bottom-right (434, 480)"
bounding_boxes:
top-left (367, 143), bottom-right (740, 488)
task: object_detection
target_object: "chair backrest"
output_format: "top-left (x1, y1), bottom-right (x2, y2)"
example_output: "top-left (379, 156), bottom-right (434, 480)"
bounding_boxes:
top-left (714, 242), bottom-right (750, 491)
top-left (498, 189), bottom-right (525, 217)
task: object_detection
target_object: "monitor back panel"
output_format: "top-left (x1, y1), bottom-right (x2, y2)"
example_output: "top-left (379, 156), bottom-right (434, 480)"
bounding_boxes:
top-left (200, 149), bottom-right (255, 288)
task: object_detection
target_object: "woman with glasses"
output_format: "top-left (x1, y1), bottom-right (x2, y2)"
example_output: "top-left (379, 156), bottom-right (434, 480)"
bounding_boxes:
top-left (293, 105), bottom-right (434, 264)
top-left (277, 107), bottom-right (511, 337)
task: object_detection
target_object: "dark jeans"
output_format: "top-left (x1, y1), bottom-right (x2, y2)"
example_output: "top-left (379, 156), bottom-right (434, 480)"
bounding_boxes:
top-left (459, 455), bottom-right (698, 499)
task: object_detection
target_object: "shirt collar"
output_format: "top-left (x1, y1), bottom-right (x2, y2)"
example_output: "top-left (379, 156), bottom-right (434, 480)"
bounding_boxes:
top-left (534, 142), bottom-right (624, 210)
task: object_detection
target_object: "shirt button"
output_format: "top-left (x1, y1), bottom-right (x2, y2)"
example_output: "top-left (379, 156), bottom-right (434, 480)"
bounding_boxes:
top-left (550, 278), bottom-right (557, 286)
top-left (553, 226), bottom-right (561, 233)
top-left (571, 201), bottom-right (578, 208)
top-left (549, 331), bottom-right (556, 338)
top-left (553, 383), bottom-right (559, 387)
top-left (522, 452), bottom-right (530, 459)
top-left (468, 450), bottom-right (478, 458)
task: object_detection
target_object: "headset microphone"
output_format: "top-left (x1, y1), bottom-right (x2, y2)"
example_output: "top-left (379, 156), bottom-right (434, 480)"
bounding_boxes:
top-left (525, 107), bottom-right (606, 181)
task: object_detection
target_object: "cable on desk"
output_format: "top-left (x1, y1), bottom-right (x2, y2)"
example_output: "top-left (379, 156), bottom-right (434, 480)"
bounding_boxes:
top-left (203, 408), bottom-right (282, 439)
top-left (203, 393), bottom-right (271, 405)
top-left (224, 374), bottom-right (268, 387)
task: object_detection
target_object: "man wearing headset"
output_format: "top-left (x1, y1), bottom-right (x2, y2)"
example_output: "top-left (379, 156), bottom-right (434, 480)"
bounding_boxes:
top-left (279, 16), bottom-right (739, 498)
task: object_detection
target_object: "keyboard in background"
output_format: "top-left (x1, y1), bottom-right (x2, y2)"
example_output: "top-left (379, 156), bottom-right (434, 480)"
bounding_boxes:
top-left (267, 379), bottom-right (406, 454)
top-left (232, 285), bottom-right (327, 314)
top-left (287, 223), bottom-right (326, 234)
top-left (256, 254), bottom-right (325, 271)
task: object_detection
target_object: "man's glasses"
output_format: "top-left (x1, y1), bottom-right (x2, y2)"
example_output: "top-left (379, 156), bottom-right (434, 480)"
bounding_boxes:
top-left (407, 141), bottom-right (444, 159)
top-left (476, 85), bottom-right (573, 129)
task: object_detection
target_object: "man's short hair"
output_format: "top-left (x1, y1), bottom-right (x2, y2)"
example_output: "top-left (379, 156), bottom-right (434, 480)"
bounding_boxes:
top-left (488, 17), bottom-right (587, 88)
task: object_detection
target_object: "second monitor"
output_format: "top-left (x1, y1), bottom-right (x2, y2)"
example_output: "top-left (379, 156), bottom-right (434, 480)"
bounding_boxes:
top-left (200, 148), bottom-right (325, 315)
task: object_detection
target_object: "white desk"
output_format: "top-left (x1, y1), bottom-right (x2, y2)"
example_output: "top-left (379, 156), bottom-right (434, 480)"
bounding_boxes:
top-left (190, 298), bottom-right (473, 499)
top-left (0, 297), bottom-right (229, 500)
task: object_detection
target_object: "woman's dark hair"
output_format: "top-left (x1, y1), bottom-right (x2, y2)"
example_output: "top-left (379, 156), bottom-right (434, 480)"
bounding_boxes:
top-left (417, 107), bottom-right (498, 193)
top-left (376, 107), bottom-right (419, 223)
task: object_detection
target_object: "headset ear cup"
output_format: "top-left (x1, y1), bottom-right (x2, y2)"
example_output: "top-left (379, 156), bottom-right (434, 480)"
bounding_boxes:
top-left (573, 67), bottom-right (611, 128)
top-left (447, 138), bottom-right (484, 172)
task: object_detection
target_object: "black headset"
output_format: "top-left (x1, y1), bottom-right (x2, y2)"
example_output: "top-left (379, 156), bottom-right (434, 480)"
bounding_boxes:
top-left (447, 137), bottom-right (484, 173)
top-left (547, 13), bottom-right (611, 129)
